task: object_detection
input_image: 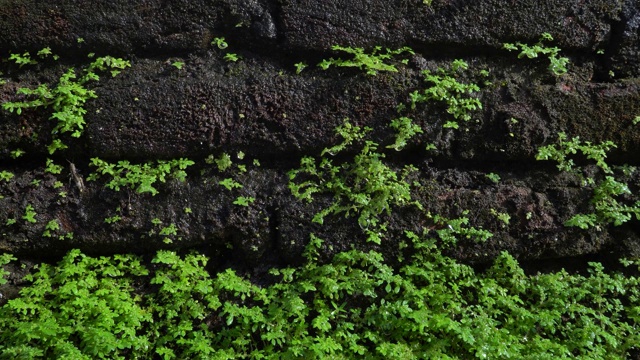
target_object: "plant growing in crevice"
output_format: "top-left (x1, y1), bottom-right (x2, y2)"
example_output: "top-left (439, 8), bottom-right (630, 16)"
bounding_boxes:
top-left (159, 223), bottom-right (179, 244)
top-left (87, 158), bottom-right (194, 196)
top-left (2, 52), bottom-right (130, 154)
top-left (318, 45), bottom-right (414, 76)
top-left (0, 171), bottom-right (14, 182)
top-left (536, 133), bottom-right (640, 229)
top-left (205, 152), bottom-right (259, 207)
top-left (289, 119), bottom-right (421, 243)
top-left (211, 37), bottom-right (240, 63)
top-left (503, 33), bottom-right (570, 76)
top-left (0, 253), bottom-right (16, 286)
top-left (104, 207), bottom-right (123, 224)
top-left (294, 62), bottom-right (307, 74)
top-left (485, 172), bottom-right (501, 184)
top-left (22, 204), bottom-right (37, 224)
top-left (44, 158), bottom-right (63, 174)
top-left (10, 149), bottom-right (25, 159)
top-left (409, 59), bottom-right (483, 129)
top-left (387, 116), bottom-right (423, 151)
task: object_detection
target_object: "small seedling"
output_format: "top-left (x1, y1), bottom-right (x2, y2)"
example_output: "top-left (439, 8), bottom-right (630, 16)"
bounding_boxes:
top-left (88, 157), bottom-right (194, 196)
top-left (212, 37), bottom-right (228, 49)
top-left (171, 61), bottom-right (184, 70)
top-left (10, 149), bottom-right (25, 159)
top-left (294, 62), bottom-right (307, 74)
top-left (224, 53), bottom-right (240, 62)
top-left (104, 215), bottom-right (122, 224)
top-left (0, 171), bottom-right (14, 182)
top-left (485, 173), bottom-right (501, 184)
top-left (45, 159), bottom-right (63, 174)
top-left (23, 204), bottom-right (37, 223)
top-left (219, 178), bottom-right (243, 191)
top-left (503, 33), bottom-right (569, 76)
top-left (206, 153), bottom-right (233, 171)
top-left (43, 219), bottom-right (61, 237)
top-left (233, 196), bottom-right (255, 206)
top-left (387, 117), bottom-right (423, 151)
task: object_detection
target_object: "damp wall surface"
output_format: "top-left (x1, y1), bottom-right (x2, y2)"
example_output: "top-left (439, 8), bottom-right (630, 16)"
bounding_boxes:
top-left (0, 0), bottom-right (640, 271)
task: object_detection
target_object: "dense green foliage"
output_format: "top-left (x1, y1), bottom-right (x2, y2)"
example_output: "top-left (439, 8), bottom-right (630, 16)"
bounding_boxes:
top-left (2, 232), bottom-right (640, 358)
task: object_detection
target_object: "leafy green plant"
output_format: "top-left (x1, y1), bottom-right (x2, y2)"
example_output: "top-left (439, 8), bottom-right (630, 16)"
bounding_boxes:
top-left (294, 62), bottom-right (307, 74)
top-left (409, 59), bottom-right (483, 129)
top-left (10, 149), bottom-right (25, 159)
top-left (87, 158), bottom-right (194, 196)
top-left (171, 61), bottom-right (184, 70)
top-left (212, 37), bottom-right (228, 49)
top-left (42, 219), bottom-right (61, 238)
top-left (159, 223), bottom-right (179, 244)
top-left (104, 215), bottom-right (122, 224)
top-left (0, 254), bottom-right (16, 288)
top-left (22, 204), bottom-right (37, 223)
top-left (224, 53), bottom-right (239, 62)
top-left (233, 196), bottom-right (255, 207)
top-left (485, 172), bottom-right (501, 184)
top-left (318, 45), bottom-right (414, 76)
top-left (44, 158), bottom-right (63, 174)
top-left (387, 117), bottom-right (423, 151)
top-left (219, 178), bottom-right (243, 191)
top-left (206, 153), bottom-right (232, 171)
top-left (430, 212), bottom-right (493, 245)
top-left (0, 170), bottom-right (14, 182)
top-left (8, 52), bottom-right (37, 67)
top-left (47, 139), bottom-right (68, 154)
top-left (0, 254), bottom-right (15, 286)
top-left (289, 120), bottom-right (420, 243)
top-left (2, 53), bottom-right (131, 154)
top-left (503, 33), bottom-right (570, 76)
top-left (490, 208), bottom-right (511, 227)
top-left (536, 133), bottom-right (640, 229)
